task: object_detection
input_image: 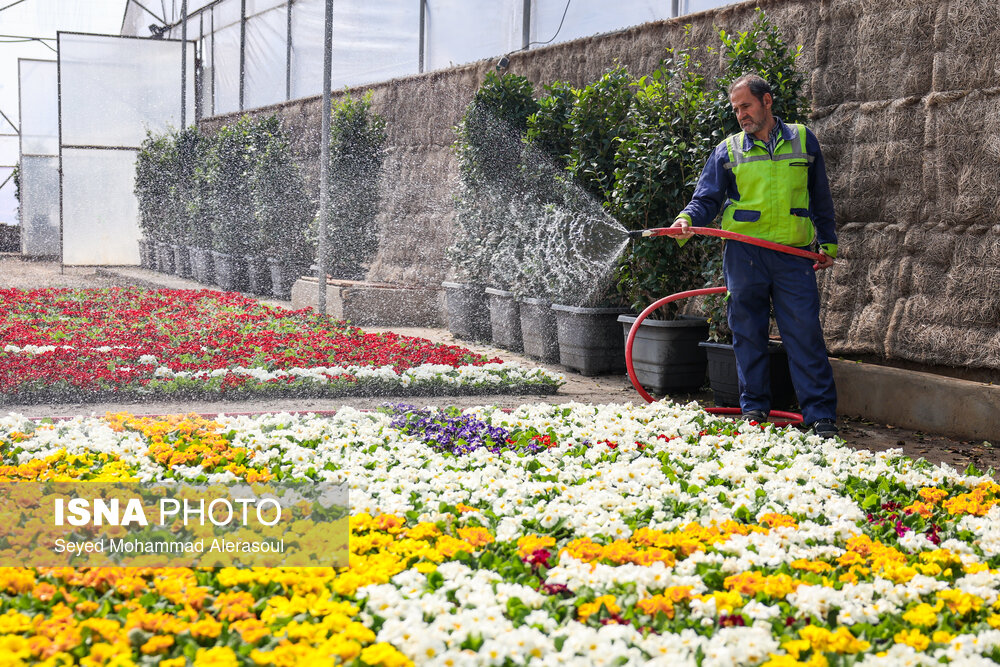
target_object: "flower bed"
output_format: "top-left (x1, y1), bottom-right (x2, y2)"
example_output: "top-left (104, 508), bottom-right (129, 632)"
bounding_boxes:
top-left (2, 403), bottom-right (1000, 665)
top-left (0, 288), bottom-right (562, 403)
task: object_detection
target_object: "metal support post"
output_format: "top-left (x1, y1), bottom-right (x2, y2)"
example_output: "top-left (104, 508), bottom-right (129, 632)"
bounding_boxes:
top-left (522, 0), bottom-right (531, 50)
top-left (286, 0), bottom-right (293, 100)
top-left (239, 0), bottom-right (246, 110)
top-left (181, 0), bottom-right (188, 127)
top-left (318, 0), bottom-right (333, 314)
top-left (418, 0), bottom-right (425, 74)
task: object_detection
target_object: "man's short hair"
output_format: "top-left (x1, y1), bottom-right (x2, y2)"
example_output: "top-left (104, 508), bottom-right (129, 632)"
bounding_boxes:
top-left (728, 74), bottom-right (773, 104)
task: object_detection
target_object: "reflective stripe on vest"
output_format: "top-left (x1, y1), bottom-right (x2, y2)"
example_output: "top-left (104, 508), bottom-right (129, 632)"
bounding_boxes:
top-left (720, 123), bottom-right (817, 248)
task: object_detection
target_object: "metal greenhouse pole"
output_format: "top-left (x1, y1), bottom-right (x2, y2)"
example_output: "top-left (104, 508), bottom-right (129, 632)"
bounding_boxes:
top-left (181, 0), bottom-right (187, 127)
top-left (317, 0), bottom-right (333, 314)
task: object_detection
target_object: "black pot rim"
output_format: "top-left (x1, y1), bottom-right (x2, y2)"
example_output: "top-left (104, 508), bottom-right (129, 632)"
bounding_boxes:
top-left (618, 314), bottom-right (710, 328)
top-left (552, 304), bottom-right (629, 315)
top-left (699, 340), bottom-right (785, 351)
top-left (441, 281), bottom-right (485, 290)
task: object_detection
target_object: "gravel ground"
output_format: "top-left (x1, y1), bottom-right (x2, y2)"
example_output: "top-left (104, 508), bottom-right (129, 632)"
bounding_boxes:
top-left (2, 254), bottom-right (995, 474)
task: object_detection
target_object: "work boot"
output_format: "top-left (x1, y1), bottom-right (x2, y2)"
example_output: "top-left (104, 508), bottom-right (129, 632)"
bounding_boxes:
top-left (810, 419), bottom-right (839, 439)
top-left (740, 410), bottom-right (768, 424)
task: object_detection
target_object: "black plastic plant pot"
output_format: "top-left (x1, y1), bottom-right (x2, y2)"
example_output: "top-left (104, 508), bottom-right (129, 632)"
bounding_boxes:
top-left (442, 282), bottom-right (491, 342)
top-left (212, 250), bottom-right (249, 292)
top-left (551, 304), bottom-right (629, 376)
top-left (485, 288), bottom-right (523, 352)
top-left (620, 314), bottom-right (709, 394)
top-left (519, 297), bottom-right (560, 363)
top-left (699, 340), bottom-right (797, 409)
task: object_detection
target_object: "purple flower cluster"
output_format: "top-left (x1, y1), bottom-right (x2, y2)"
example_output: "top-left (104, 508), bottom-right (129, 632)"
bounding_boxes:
top-left (383, 404), bottom-right (514, 455)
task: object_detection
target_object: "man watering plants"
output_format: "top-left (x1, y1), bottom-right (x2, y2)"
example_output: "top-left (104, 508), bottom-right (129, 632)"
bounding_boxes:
top-left (670, 74), bottom-right (839, 439)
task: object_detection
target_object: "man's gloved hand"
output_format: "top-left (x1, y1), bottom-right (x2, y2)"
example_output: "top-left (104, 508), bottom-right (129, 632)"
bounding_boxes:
top-left (813, 248), bottom-right (835, 270)
top-left (670, 218), bottom-right (694, 240)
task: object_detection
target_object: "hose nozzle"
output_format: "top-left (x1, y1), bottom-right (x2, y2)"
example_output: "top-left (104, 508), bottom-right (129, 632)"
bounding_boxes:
top-left (627, 230), bottom-right (646, 240)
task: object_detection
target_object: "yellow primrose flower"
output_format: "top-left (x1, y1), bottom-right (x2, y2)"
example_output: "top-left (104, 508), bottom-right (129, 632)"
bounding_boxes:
top-left (188, 617), bottom-right (223, 640)
top-left (918, 487), bottom-right (948, 504)
top-left (456, 526), bottom-right (493, 547)
top-left (790, 559), bottom-right (834, 574)
top-left (193, 646), bottom-right (239, 667)
top-left (0, 610), bottom-right (34, 634)
top-left (893, 628), bottom-right (930, 651)
top-left (139, 635), bottom-right (174, 655)
top-left (517, 535), bottom-right (556, 558)
top-left (902, 603), bottom-right (940, 627)
top-left (937, 589), bottom-right (985, 615)
top-left (404, 522), bottom-right (441, 540)
top-left (359, 642), bottom-right (414, 667)
top-left (578, 595), bottom-right (620, 622)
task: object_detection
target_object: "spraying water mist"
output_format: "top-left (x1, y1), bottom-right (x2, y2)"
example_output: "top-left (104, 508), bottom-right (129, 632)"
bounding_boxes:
top-left (450, 113), bottom-right (632, 308)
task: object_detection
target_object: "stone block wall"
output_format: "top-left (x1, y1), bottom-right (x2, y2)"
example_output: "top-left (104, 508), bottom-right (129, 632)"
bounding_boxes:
top-left (200, 0), bottom-right (1000, 376)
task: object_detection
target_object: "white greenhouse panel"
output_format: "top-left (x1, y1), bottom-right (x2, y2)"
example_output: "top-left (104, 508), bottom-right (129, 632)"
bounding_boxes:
top-left (290, 0), bottom-right (324, 100)
top-left (213, 22), bottom-right (241, 114)
top-left (531, 0), bottom-right (667, 47)
top-left (424, 0), bottom-right (521, 72)
top-left (245, 5), bottom-right (288, 109)
top-left (18, 59), bottom-right (59, 157)
top-left (0, 135), bottom-right (17, 166)
top-left (58, 33), bottom-right (195, 149)
top-left (61, 149), bottom-right (140, 265)
top-left (18, 156), bottom-right (60, 256)
top-left (331, 0), bottom-right (420, 88)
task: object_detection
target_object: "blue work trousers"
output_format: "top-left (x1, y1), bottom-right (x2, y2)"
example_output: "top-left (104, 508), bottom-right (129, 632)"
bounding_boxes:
top-left (723, 241), bottom-right (837, 424)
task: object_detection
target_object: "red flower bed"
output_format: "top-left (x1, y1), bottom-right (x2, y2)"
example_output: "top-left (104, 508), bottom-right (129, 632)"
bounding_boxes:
top-left (0, 288), bottom-right (541, 402)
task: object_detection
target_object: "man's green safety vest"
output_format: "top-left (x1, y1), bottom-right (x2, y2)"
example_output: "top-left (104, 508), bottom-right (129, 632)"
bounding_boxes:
top-left (721, 123), bottom-right (816, 248)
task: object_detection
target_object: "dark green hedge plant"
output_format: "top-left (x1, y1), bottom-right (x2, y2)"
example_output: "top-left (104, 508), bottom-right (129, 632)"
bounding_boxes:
top-left (135, 131), bottom-right (176, 244)
top-left (171, 126), bottom-right (203, 249)
top-left (612, 49), bottom-right (713, 319)
top-left (204, 116), bottom-right (262, 256)
top-left (251, 121), bottom-right (312, 265)
top-left (318, 91), bottom-right (387, 280)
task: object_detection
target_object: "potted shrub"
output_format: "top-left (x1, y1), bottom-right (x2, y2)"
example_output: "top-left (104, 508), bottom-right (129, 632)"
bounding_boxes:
top-left (169, 126), bottom-right (201, 280)
top-left (204, 116), bottom-right (258, 291)
top-left (310, 91), bottom-right (388, 283)
top-left (134, 131), bottom-right (173, 271)
top-left (447, 73), bottom-right (537, 343)
top-left (188, 139), bottom-right (215, 285)
top-left (542, 68), bottom-right (636, 376)
top-left (513, 82), bottom-right (580, 363)
top-left (242, 116), bottom-right (285, 295)
top-left (610, 51), bottom-right (715, 394)
top-left (253, 120), bottom-right (313, 300)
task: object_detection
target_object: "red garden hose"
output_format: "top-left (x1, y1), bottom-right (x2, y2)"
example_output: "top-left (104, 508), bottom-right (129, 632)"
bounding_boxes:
top-left (624, 227), bottom-right (827, 427)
